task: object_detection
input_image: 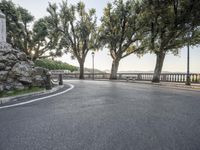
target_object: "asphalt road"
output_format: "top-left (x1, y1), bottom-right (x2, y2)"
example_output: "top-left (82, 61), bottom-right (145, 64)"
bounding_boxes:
top-left (0, 80), bottom-right (200, 150)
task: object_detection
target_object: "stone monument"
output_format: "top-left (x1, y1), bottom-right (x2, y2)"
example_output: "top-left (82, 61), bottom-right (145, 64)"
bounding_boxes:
top-left (0, 10), bottom-right (6, 43)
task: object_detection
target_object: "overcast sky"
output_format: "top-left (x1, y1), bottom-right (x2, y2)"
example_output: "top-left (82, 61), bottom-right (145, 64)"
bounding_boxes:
top-left (10, 0), bottom-right (200, 72)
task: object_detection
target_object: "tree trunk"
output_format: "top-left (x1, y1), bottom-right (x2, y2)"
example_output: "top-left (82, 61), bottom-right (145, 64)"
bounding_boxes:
top-left (152, 52), bottom-right (166, 83)
top-left (79, 61), bottom-right (85, 80)
top-left (110, 59), bottom-right (120, 80)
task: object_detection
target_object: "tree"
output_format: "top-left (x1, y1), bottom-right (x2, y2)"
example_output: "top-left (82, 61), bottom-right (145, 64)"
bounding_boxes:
top-left (99, 0), bottom-right (145, 79)
top-left (0, 0), bottom-right (33, 53)
top-left (30, 17), bottom-right (61, 61)
top-left (0, 0), bottom-right (61, 61)
top-left (141, 0), bottom-right (200, 82)
top-left (47, 1), bottom-right (98, 79)
top-left (16, 6), bottom-right (34, 55)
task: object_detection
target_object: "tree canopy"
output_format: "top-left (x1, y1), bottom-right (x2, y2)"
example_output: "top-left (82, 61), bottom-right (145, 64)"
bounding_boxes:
top-left (0, 0), bottom-right (61, 61)
top-left (99, 0), bottom-right (145, 79)
top-left (47, 1), bottom-right (98, 79)
top-left (1, 0), bottom-right (200, 79)
top-left (140, 0), bottom-right (200, 82)
top-left (35, 59), bottom-right (77, 72)
top-left (0, 0), bottom-right (33, 53)
top-left (30, 17), bottom-right (61, 61)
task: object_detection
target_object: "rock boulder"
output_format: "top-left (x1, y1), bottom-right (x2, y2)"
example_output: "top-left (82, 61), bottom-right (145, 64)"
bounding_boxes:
top-left (0, 42), bottom-right (49, 92)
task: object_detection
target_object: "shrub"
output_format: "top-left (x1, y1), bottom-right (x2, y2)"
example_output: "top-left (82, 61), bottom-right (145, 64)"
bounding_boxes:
top-left (35, 59), bottom-right (77, 72)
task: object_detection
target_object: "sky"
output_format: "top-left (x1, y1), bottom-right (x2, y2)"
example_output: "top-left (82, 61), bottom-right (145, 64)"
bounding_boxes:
top-left (10, 0), bottom-right (200, 73)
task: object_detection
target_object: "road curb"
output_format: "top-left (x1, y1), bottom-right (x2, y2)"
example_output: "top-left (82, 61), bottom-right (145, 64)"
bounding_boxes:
top-left (0, 84), bottom-right (74, 110)
top-left (0, 85), bottom-right (64, 105)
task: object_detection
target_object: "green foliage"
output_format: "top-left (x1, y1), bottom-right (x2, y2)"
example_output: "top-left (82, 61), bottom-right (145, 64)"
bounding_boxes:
top-left (84, 68), bottom-right (104, 73)
top-left (139, 0), bottom-right (200, 82)
top-left (35, 59), bottom-right (77, 72)
top-left (99, 0), bottom-right (146, 79)
top-left (30, 17), bottom-right (62, 61)
top-left (141, 0), bottom-right (200, 54)
top-left (0, 87), bottom-right (44, 98)
top-left (1, 0), bottom-right (200, 79)
top-left (0, 0), bottom-right (34, 52)
top-left (99, 0), bottom-right (145, 60)
top-left (47, 1), bottom-right (98, 79)
top-left (0, 0), bottom-right (61, 61)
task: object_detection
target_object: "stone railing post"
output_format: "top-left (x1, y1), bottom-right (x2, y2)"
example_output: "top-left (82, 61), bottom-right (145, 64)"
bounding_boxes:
top-left (163, 74), bottom-right (166, 81)
top-left (59, 74), bottom-right (63, 85)
top-left (118, 74), bottom-right (122, 80)
top-left (46, 72), bottom-right (52, 90)
top-left (137, 74), bottom-right (142, 80)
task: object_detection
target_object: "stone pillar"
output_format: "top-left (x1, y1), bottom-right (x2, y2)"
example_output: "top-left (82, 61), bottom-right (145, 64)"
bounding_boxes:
top-left (46, 72), bottom-right (52, 90)
top-left (59, 74), bottom-right (63, 85)
top-left (0, 11), bottom-right (6, 43)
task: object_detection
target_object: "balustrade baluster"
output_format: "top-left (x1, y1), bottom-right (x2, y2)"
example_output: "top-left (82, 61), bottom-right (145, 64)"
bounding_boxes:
top-left (195, 74), bottom-right (198, 83)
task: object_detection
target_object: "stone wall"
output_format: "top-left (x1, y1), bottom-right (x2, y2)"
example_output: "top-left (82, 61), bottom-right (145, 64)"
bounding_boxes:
top-left (0, 42), bottom-right (49, 92)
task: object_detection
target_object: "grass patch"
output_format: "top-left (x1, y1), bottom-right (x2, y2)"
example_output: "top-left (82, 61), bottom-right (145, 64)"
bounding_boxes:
top-left (0, 87), bottom-right (45, 98)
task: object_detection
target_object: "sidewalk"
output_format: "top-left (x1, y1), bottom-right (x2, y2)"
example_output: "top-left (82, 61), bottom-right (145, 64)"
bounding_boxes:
top-left (133, 80), bottom-right (200, 91)
top-left (95, 79), bottom-right (200, 91)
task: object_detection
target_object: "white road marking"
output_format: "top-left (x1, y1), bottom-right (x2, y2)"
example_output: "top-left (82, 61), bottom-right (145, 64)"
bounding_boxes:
top-left (0, 84), bottom-right (74, 110)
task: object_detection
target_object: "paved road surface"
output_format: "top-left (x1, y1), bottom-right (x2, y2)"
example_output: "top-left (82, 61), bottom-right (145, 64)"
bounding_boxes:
top-left (0, 80), bottom-right (200, 150)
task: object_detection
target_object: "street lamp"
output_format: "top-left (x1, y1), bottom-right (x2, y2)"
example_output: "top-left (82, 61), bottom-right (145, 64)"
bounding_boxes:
top-left (186, 32), bottom-right (191, 86)
top-left (92, 52), bottom-right (95, 80)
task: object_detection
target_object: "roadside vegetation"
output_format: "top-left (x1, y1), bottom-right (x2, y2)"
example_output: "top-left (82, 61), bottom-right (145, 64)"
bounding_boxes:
top-left (0, 87), bottom-right (44, 98)
top-left (1, 0), bottom-right (200, 82)
top-left (35, 59), bottom-right (77, 72)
